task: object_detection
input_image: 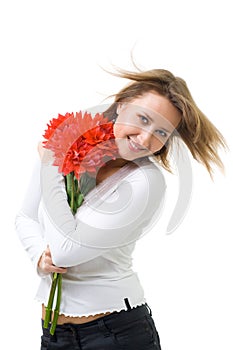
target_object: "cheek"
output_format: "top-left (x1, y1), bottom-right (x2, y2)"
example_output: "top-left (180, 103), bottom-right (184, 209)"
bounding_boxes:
top-left (113, 124), bottom-right (138, 139)
top-left (150, 136), bottom-right (166, 153)
top-left (113, 124), bottom-right (123, 139)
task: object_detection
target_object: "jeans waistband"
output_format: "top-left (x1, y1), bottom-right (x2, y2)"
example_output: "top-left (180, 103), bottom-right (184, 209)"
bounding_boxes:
top-left (102, 303), bottom-right (151, 329)
top-left (42, 303), bottom-right (151, 333)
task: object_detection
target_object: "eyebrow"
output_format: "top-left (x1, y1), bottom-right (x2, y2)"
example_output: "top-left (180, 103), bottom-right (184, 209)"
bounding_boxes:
top-left (143, 112), bottom-right (173, 133)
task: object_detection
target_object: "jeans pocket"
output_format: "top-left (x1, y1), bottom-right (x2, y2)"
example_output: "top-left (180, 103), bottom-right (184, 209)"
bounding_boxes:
top-left (41, 334), bottom-right (50, 350)
top-left (110, 316), bottom-right (157, 349)
top-left (40, 326), bottom-right (53, 350)
top-left (145, 316), bottom-right (162, 350)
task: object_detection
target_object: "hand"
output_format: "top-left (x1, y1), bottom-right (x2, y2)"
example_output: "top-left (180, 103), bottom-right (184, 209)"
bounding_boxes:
top-left (37, 141), bottom-right (54, 163)
top-left (38, 246), bottom-right (67, 274)
top-left (37, 141), bottom-right (45, 159)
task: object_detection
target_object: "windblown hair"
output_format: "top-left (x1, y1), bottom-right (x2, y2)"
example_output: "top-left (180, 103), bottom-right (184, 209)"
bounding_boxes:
top-left (104, 68), bottom-right (227, 176)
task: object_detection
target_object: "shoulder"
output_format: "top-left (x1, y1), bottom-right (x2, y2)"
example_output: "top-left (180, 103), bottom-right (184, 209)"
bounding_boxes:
top-left (114, 158), bottom-right (166, 210)
top-left (126, 158), bottom-right (166, 190)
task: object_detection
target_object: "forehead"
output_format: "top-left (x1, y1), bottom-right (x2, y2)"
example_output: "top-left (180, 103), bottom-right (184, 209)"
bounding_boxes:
top-left (128, 92), bottom-right (181, 128)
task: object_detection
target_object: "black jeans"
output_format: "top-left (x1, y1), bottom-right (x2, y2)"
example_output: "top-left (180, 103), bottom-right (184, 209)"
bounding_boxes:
top-left (41, 304), bottom-right (162, 349)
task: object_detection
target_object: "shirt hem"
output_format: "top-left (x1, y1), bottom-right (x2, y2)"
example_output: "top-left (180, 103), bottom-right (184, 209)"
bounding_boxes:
top-left (35, 296), bottom-right (146, 318)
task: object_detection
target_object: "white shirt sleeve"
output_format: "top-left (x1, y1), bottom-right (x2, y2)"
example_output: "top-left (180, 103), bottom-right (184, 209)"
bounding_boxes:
top-left (15, 157), bottom-right (47, 271)
top-left (40, 160), bottom-right (166, 267)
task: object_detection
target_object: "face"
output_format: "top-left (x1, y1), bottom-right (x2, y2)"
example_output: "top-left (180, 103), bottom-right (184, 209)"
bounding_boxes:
top-left (113, 92), bottom-right (181, 161)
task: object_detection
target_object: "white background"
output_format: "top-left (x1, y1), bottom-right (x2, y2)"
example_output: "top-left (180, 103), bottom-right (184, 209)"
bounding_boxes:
top-left (0, 1), bottom-right (232, 349)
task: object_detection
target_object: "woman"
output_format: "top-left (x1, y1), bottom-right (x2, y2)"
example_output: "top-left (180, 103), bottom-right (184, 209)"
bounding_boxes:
top-left (15, 68), bottom-right (226, 350)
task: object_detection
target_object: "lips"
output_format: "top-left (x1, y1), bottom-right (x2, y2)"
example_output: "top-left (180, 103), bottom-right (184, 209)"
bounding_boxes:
top-left (127, 137), bottom-right (145, 153)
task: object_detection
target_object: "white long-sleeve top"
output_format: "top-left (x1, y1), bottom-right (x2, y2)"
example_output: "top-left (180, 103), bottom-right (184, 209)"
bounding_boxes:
top-left (15, 155), bottom-right (166, 316)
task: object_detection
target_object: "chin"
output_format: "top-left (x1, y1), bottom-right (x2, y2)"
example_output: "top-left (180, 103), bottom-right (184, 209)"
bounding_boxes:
top-left (119, 152), bottom-right (146, 162)
top-left (117, 142), bottom-right (149, 161)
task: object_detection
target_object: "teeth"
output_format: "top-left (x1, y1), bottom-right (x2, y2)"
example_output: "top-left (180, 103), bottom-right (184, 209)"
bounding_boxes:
top-left (129, 140), bottom-right (139, 150)
top-left (130, 140), bottom-right (138, 150)
top-left (129, 138), bottom-right (142, 150)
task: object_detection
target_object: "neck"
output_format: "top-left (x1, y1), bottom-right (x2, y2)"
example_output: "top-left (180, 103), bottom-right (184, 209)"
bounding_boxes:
top-left (96, 158), bottom-right (131, 185)
top-left (105, 158), bottom-right (130, 168)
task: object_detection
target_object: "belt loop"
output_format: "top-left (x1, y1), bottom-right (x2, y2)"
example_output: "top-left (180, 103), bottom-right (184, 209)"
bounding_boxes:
top-left (145, 302), bottom-right (152, 316)
top-left (97, 319), bottom-right (110, 338)
top-left (124, 298), bottom-right (132, 311)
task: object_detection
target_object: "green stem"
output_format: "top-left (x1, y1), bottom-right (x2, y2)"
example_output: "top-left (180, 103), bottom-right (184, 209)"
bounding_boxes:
top-left (44, 173), bottom-right (82, 334)
top-left (50, 273), bottom-right (62, 335)
top-left (70, 175), bottom-right (75, 213)
top-left (66, 173), bottom-right (72, 204)
top-left (77, 190), bottom-right (84, 207)
top-left (66, 173), bottom-right (75, 214)
top-left (43, 273), bottom-right (58, 328)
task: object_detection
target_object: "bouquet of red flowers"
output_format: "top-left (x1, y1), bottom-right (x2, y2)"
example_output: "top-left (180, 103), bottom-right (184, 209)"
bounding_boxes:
top-left (42, 111), bottom-right (118, 334)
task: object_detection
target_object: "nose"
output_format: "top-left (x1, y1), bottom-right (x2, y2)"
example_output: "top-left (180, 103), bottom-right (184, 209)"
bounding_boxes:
top-left (137, 131), bottom-right (152, 149)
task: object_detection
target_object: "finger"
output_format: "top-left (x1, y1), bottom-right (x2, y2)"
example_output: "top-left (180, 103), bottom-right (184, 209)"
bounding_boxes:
top-left (50, 266), bottom-right (68, 274)
top-left (45, 255), bottom-right (66, 272)
top-left (44, 257), bottom-right (67, 273)
top-left (42, 263), bottom-right (67, 274)
top-left (45, 245), bottom-right (52, 257)
top-left (45, 263), bottom-right (67, 274)
top-left (43, 246), bottom-right (68, 273)
top-left (44, 255), bottom-right (54, 266)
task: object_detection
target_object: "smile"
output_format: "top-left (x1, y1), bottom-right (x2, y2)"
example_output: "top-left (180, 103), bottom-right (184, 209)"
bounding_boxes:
top-left (127, 137), bottom-right (146, 153)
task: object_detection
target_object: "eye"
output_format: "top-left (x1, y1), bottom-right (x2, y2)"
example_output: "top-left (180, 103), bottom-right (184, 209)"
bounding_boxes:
top-left (155, 129), bottom-right (168, 138)
top-left (139, 115), bottom-right (149, 124)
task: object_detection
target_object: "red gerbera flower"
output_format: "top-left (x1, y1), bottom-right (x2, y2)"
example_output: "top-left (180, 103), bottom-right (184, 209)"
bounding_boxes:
top-left (44, 111), bottom-right (118, 179)
top-left (43, 112), bottom-right (74, 142)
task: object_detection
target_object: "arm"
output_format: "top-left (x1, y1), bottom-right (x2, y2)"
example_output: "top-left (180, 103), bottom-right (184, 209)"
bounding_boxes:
top-left (15, 156), bottom-right (67, 275)
top-left (41, 158), bottom-right (166, 267)
top-left (15, 156), bottom-right (47, 270)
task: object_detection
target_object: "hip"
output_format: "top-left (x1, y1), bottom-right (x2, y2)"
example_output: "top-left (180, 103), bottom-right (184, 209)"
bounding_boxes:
top-left (41, 304), bottom-right (162, 350)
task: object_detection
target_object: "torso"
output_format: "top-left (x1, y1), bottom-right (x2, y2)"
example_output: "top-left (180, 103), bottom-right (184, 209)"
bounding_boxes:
top-left (42, 159), bottom-right (139, 324)
top-left (42, 160), bottom-right (129, 324)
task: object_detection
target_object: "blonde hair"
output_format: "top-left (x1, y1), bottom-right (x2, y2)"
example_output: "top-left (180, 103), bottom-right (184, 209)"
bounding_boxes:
top-left (104, 68), bottom-right (227, 176)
